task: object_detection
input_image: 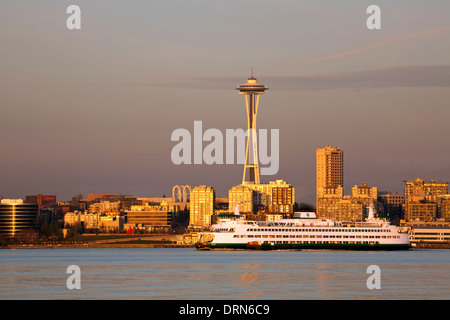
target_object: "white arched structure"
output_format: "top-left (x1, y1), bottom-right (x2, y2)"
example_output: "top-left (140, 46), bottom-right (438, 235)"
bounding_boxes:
top-left (172, 185), bottom-right (191, 202)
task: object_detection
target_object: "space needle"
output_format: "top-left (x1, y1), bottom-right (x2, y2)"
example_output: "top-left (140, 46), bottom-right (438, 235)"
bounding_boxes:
top-left (236, 69), bottom-right (268, 185)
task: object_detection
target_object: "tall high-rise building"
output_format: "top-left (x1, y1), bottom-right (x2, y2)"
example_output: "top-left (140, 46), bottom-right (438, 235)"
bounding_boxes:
top-left (316, 146), bottom-right (380, 221)
top-left (189, 185), bottom-right (216, 229)
top-left (267, 180), bottom-right (295, 215)
top-left (236, 71), bottom-right (268, 185)
top-left (316, 145), bottom-right (344, 207)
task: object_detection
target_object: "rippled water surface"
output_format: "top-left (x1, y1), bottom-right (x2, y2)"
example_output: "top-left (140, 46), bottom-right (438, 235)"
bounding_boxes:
top-left (1, 248), bottom-right (449, 299)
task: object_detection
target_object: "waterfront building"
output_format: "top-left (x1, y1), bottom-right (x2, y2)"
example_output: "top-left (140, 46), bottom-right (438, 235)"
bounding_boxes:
top-left (245, 180), bottom-right (295, 215)
top-left (98, 215), bottom-right (124, 232)
top-left (87, 194), bottom-right (140, 212)
top-left (317, 185), bottom-right (343, 202)
top-left (189, 185), bottom-right (216, 229)
top-left (378, 192), bottom-right (405, 220)
top-left (215, 197), bottom-right (229, 213)
top-left (403, 179), bottom-right (448, 222)
top-left (316, 183), bottom-right (376, 222)
top-left (228, 185), bottom-right (258, 214)
top-left (317, 197), bottom-right (365, 222)
top-left (25, 194), bottom-right (56, 208)
top-left (404, 178), bottom-right (448, 204)
top-left (126, 201), bottom-right (178, 231)
top-left (404, 202), bottom-right (437, 222)
top-left (265, 213), bottom-right (284, 221)
top-left (398, 224), bottom-right (450, 248)
top-left (438, 195), bottom-right (450, 221)
top-left (87, 194), bottom-right (131, 202)
top-left (351, 183), bottom-right (378, 211)
top-left (64, 211), bottom-right (100, 229)
top-left (0, 199), bottom-right (39, 238)
top-left (88, 201), bottom-right (121, 216)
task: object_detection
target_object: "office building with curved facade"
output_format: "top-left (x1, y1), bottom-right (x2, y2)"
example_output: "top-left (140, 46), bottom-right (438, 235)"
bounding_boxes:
top-left (0, 199), bottom-right (39, 238)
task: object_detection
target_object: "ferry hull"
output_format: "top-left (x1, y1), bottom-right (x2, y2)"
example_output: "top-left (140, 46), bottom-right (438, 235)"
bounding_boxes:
top-left (197, 243), bottom-right (410, 251)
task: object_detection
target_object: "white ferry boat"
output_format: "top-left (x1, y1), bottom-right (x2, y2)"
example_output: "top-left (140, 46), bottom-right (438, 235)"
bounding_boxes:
top-left (196, 209), bottom-right (410, 251)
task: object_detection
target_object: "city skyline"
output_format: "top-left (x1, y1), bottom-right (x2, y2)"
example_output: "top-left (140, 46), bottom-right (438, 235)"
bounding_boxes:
top-left (1, 1), bottom-right (450, 205)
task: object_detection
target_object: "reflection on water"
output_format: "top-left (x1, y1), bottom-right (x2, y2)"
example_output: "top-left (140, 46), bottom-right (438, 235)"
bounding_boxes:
top-left (0, 249), bottom-right (449, 299)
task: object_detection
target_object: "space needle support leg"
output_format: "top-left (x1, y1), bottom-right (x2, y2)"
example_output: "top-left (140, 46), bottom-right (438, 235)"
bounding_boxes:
top-left (243, 94), bottom-right (250, 184)
top-left (253, 93), bottom-right (260, 184)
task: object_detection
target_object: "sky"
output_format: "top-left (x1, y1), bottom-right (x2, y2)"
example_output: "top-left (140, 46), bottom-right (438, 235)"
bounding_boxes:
top-left (1, 0), bottom-right (450, 205)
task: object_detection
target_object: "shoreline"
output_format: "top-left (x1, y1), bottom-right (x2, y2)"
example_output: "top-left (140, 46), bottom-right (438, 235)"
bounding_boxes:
top-left (4, 243), bottom-right (195, 249)
top-left (3, 243), bottom-right (449, 249)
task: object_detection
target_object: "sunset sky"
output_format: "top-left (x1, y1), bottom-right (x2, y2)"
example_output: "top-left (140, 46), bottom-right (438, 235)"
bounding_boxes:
top-left (1, 0), bottom-right (450, 205)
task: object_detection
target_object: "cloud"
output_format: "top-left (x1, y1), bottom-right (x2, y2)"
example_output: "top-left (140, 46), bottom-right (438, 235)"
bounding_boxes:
top-left (265, 65), bottom-right (450, 91)
top-left (309, 25), bottom-right (450, 63)
top-left (83, 65), bottom-right (450, 92)
top-left (159, 65), bottom-right (450, 91)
